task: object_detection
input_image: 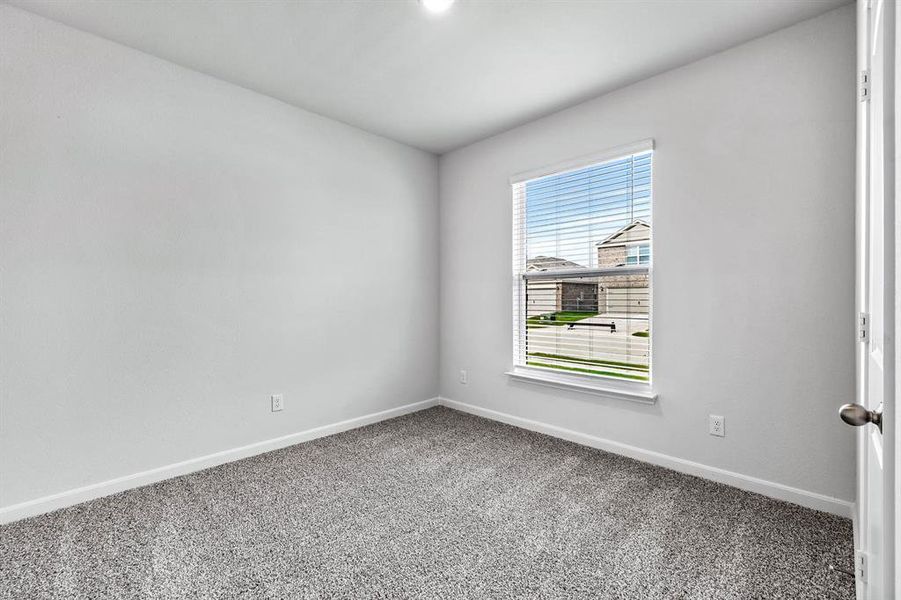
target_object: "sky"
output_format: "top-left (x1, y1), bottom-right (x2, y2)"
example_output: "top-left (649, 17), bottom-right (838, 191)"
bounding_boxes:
top-left (524, 151), bottom-right (652, 268)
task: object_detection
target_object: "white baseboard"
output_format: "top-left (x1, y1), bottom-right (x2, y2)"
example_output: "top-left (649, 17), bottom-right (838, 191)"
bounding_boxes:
top-left (438, 397), bottom-right (854, 518)
top-left (0, 398), bottom-right (439, 525)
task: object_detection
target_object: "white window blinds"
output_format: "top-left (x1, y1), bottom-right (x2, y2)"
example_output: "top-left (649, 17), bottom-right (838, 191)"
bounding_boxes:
top-left (512, 142), bottom-right (653, 383)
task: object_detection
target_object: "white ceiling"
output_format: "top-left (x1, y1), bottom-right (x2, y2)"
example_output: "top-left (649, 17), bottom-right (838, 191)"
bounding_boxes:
top-left (9, 0), bottom-right (849, 154)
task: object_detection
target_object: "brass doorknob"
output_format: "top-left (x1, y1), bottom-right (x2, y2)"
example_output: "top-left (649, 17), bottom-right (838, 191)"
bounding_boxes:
top-left (839, 403), bottom-right (883, 433)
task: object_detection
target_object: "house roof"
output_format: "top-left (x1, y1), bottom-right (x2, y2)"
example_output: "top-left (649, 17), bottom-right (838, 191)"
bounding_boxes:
top-left (526, 256), bottom-right (585, 271)
top-left (596, 220), bottom-right (651, 247)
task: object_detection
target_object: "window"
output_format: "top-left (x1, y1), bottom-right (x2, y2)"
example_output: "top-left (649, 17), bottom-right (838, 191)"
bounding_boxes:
top-left (626, 243), bottom-right (650, 265)
top-left (512, 141), bottom-right (653, 385)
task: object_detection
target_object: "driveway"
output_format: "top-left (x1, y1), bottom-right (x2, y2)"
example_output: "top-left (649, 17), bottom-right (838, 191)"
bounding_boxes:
top-left (526, 312), bottom-right (650, 379)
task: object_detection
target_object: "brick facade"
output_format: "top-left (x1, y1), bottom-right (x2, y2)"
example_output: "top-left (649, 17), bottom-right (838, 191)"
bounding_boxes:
top-left (596, 221), bottom-right (650, 313)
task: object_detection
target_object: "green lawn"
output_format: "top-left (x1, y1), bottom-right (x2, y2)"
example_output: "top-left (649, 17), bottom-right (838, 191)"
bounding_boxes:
top-left (527, 352), bottom-right (649, 372)
top-left (527, 311), bottom-right (596, 328)
top-left (527, 361), bottom-right (649, 382)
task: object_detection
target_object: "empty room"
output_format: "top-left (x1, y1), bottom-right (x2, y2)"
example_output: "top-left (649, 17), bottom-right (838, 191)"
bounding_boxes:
top-left (1, 0), bottom-right (899, 598)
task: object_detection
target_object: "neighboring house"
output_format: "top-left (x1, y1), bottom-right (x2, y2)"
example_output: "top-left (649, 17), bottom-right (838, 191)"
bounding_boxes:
top-left (526, 256), bottom-right (583, 272)
top-left (526, 256), bottom-right (598, 317)
top-left (596, 220), bottom-right (650, 314)
top-left (524, 222), bottom-right (652, 318)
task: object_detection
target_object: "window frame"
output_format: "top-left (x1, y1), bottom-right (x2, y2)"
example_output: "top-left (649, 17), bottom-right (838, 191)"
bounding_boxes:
top-left (625, 243), bottom-right (651, 266)
top-left (509, 139), bottom-right (656, 402)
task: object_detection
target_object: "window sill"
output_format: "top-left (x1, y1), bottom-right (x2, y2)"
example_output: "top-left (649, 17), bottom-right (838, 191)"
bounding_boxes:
top-left (505, 366), bottom-right (657, 404)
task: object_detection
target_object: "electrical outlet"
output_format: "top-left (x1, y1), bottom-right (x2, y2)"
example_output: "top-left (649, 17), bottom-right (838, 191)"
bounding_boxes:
top-left (459, 370), bottom-right (468, 384)
top-left (271, 394), bottom-right (284, 412)
top-left (709, 414), bottom-right (725, 437)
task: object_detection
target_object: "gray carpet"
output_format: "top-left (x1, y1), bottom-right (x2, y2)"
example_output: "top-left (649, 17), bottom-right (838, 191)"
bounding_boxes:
top-left (1, 406), bottom-right (854, 599)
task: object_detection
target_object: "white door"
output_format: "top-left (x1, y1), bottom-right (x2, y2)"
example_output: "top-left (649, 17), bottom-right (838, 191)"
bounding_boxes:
top-left (846, 1), bottom-right (895, 598)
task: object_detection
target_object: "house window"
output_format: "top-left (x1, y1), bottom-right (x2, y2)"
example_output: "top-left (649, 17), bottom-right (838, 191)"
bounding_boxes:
top-left (512, 142), bottom-right (653, 384)
top-left (626, 243), bottom-right (650, 265)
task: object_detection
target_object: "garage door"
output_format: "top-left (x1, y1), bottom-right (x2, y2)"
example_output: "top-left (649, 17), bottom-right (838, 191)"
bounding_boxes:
top-left (606, 288), bottom-right (649, 314)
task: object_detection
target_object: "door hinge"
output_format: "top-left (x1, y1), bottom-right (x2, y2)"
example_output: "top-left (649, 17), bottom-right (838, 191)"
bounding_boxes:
top-left (860, 69), bottom-right (871, 102)
top-left (856, 550), bottom-right (867, 582)
top-left (859, 312), bottom-right (870, 342)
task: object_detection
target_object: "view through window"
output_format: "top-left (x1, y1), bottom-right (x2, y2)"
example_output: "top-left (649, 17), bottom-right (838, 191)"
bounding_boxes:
top-left (513, 146), bottom-right (652, 382)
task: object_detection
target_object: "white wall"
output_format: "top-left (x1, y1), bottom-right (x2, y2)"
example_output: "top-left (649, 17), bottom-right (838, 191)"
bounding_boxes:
top-left (439, 6), bottom-right (857, 503)
top-left (0, 5), bottom-right (438, 508)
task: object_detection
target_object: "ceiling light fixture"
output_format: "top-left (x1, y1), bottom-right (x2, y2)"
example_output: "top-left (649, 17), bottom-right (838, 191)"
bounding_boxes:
top-left (420, 0), bottom-right (455, 14)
